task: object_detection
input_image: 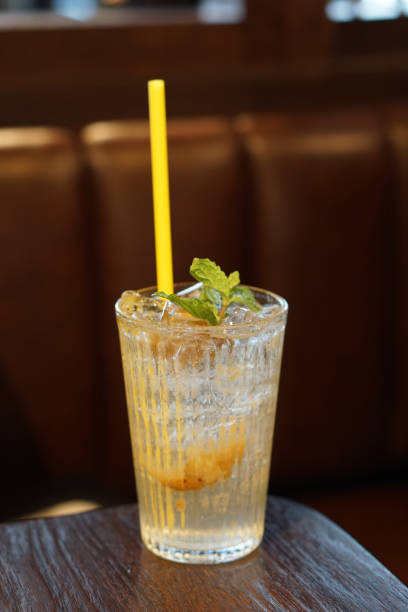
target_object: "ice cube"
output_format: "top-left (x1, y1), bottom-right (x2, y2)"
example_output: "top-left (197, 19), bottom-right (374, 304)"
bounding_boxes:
top-left (257, 302), bottom-right (281, 320)
top-left (116, 290), bottom-right (167, 321)
top-left (224, 303), bottom-right (257, 325)
top-left (116, 290), bottom-right (141, 316)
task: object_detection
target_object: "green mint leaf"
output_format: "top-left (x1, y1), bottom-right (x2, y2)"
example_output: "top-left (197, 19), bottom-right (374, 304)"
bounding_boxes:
top-left (230, 286), bottom-right (262, 312)
top-left (190, 258), bottom-right (239, 298)
top-left (154, 292), bottom-right (220, 326)
top-left (199, 285), bottom-right (223, 310)
top-left (154, 261), bottom-right (260, 325)
top-left (227, 270), bottom-right (240, 292)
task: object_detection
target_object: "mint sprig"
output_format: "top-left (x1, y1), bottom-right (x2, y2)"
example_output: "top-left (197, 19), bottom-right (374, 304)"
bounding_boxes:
top-left (155, 258), bottom-right (261, 325)
top-left (190, 258), bottom-right (240, 298)
top-left (154, 293), bottom-right (220, 326)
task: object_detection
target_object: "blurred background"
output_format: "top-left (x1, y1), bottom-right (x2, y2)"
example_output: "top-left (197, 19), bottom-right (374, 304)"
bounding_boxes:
top-left (0, 0), bottom-right (407, 584)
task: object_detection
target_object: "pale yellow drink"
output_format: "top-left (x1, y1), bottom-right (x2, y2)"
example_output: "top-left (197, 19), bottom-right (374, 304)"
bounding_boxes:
top-left (116, 284), bottom-right (287, 564)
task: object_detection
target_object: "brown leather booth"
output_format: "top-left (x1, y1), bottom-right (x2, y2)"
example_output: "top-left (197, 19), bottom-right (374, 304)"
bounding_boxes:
top-left (0, 128), bottom-right (97, 496)
top-left (0, 111), bottom-right (407, 582)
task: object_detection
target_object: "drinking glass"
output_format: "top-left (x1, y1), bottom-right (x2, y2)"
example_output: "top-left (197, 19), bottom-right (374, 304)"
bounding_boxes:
top-left (116, 283), bottom-right (288, 564)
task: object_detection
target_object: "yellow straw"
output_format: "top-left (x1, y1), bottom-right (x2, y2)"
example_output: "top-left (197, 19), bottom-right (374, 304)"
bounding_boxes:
top-left (148, 79), bottom-right (174, 294)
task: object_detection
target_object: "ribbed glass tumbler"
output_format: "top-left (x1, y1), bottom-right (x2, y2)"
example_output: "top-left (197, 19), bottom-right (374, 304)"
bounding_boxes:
top-left (116, 284), bottom-right (288, 564)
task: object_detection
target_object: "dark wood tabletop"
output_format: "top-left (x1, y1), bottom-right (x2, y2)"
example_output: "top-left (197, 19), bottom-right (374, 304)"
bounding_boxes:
top-left (1, 496), bottom-right (407, 611)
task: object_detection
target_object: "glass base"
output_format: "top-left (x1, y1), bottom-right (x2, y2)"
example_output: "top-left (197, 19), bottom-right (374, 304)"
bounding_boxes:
top-left (142, 534), bottom-right (261, 564)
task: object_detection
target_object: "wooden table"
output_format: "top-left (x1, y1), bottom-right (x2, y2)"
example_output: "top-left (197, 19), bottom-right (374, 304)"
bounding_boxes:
top-left (1, 496), bottom-right (407, 611)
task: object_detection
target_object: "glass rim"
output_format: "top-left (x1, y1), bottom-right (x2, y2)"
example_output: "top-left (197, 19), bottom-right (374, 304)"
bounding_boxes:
top-left (115, 282), bottom-right (288, 334)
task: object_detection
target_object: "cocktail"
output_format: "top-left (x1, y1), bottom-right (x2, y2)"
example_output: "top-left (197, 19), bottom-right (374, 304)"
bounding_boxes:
top-left (116, 260), bottom-right (287, 563)
top-left (115, 81), bottom-right (287, 563)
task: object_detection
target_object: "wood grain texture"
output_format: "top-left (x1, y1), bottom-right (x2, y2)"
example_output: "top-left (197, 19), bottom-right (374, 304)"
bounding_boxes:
top-left (1, 497), bottom-right (407, 611)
